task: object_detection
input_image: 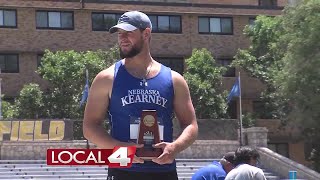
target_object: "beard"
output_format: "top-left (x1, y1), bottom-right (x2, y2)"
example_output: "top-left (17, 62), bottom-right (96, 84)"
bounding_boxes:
top-left (119, 37), bottom-right (144, 59)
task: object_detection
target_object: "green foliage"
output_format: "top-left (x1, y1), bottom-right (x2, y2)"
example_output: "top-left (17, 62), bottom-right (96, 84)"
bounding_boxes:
top-left (234, 0), bottom-right (320, 171)
top-left (36, 47), bottom-right (119, 119)
top-left (242, 112), bottom-right (257, 128)
top-left (233, 15), bottom-right (287, 119)
top-left (1, 100), bottom-right (16, 119)
top-left (234, 15), bottom-right (284, 84)
top-left (184, 48), bottom-right (228, 119)
top-left (276, 0), bottom-right (320, 123)
top-left (14, 83), bottom-right (44, 119)
top-left (274, 0), bottom-right (320, 171)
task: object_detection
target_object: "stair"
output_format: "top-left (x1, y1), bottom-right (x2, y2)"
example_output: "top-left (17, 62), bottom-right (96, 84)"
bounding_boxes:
top-left (0, 159), bottom-right (282, 180)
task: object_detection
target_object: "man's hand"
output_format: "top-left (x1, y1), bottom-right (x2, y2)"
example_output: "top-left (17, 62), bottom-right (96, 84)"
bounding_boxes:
top-left (129, 143), bottom-right (144, 164)
top-left (151, 142), bottom-right (177, 165)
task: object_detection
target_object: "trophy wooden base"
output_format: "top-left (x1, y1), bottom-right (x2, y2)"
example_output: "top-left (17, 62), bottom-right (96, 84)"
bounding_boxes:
top-left (136, 148), bottom-right (162, 160)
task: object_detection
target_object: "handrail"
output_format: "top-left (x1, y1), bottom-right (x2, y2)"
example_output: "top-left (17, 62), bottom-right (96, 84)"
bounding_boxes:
top-left (258, 147), bottom-right (320, 180)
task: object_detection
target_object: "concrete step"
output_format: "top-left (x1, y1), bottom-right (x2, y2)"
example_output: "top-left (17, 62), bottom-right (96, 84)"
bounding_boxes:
top-left (0, 159), bottom-right (284, 180)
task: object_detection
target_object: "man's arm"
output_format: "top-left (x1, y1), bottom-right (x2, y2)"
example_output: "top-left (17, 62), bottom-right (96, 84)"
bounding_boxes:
top-left (152, 71), bottom-right (198, 164)
top-left (83, 66), bottom-right (127, 149)
top-left (171, 71), bottom-right (198, 153)
top-left (254, 169), bottom-right (267, 180)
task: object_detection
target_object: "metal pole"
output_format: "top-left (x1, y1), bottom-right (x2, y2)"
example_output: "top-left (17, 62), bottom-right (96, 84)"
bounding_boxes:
top-left (239, 72), bottom-right (243, 146)
top-left (0, 68), bottom-right (2, 120)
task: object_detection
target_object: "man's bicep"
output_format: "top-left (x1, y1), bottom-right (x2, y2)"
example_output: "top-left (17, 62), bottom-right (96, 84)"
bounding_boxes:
top-left (84, 75), bottom-right (110, 124)
top-left (255, 171), bottom-right (267, 180)
top-left (173, 73), bottom-right (196, 127)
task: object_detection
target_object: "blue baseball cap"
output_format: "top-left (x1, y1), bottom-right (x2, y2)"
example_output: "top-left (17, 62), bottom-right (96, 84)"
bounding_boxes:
top-left (109, 11), bottom-right (152, 33)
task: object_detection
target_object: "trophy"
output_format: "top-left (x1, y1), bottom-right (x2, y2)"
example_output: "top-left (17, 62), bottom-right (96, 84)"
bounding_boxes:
top-left (136, 110), bottom-right (162, 160)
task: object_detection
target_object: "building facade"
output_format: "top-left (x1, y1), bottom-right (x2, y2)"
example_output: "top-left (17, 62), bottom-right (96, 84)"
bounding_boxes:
top-left (0, 0), bottom-right (310, 166)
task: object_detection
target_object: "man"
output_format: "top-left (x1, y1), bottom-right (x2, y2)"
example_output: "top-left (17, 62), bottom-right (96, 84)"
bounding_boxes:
top-left (225, 146), bottom-right (267, 180)
top-left (83, 11), bottom-right (198, 180)
top-left (192, 152), bottom-right (235, 180)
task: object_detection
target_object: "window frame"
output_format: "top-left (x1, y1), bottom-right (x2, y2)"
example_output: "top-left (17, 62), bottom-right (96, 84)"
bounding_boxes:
top-left (217, 58), bottom-right (235, 77)
top-left (91, 12), bottom-right (122, 31)
top-left (249, 17), bottom-right (256, 27)
top-left (0, 53), bottom-right (19, 73)
top-left (227, 100), bottom-right (237, 119)
top-left (258, 0), bottom-right (277, 7)
top-left (148, 15), bottom-right (182, 34)
top-left (37, 53), bottom-right (44, 67)
top-left (36, 10), bottom-right (74, 30)
top-left (198, 16), bottom-right (233, 35)
top-left (252, 100), bottom-right (273, 119)
top-left (156, 57), bottom-right (184, 74)
top-left (268, 143), bottom-right (289, 157)
top-left (0, 9), bottom-right (17, 28)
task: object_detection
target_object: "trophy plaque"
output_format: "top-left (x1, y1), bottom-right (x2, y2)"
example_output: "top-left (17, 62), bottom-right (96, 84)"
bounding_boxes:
top-left (136, 110), bottom-right (162, 160)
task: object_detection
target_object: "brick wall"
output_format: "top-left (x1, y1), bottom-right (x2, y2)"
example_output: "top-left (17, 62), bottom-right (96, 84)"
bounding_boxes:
top-left (0, 1), bottom-right (279, 96)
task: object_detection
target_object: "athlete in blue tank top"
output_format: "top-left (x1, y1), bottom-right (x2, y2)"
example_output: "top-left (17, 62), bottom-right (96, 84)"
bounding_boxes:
top-left (83, 11), bottom-right (198, 180)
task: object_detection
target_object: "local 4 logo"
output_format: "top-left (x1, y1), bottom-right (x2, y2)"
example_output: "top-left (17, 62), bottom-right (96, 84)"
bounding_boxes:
top-left (47, 146), bottom-right (136, 168)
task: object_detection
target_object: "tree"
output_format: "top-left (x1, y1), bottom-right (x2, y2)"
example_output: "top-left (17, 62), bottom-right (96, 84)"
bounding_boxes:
top-left (233, 0), bottom-right (320, 171)
top-left (1, 100), bottom-right (16, 119)
top-left (233, 15), bottom-right (287, 119)
top-left (36, 46), bottom-right (119, 119)
top-left (184, 48), bottom-right (227, 119)
top-left (14, 83), bottom-right (44, 118)
top-left (274, 0), bottom-right (320, 171)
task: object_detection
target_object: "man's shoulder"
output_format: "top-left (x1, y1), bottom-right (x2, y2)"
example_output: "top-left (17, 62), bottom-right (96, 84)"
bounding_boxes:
top-left (91, 64), bottom-right (117, 89)
top-left (201, 162), bottom-right (225, 172)
top-left (96, 64), bottom-right (116, 80)
top-left (237, 164), bottom-right (266, 178)
top-left (239, 164), bottom-right (262, 171)
top-left (192, 162), bottom-right (225, 180)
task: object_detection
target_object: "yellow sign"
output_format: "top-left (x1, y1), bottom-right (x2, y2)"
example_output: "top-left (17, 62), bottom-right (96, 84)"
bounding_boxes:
top-left (0, 120), bottom-right (67, 141)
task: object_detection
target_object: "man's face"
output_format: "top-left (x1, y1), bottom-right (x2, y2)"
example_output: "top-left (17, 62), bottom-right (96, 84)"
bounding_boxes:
top-left (225, 162), bottom-right (234, 173)
top-left (249, 157), bottom-right (259, 167)
top-left (117, 29), bottom-right (144, 58)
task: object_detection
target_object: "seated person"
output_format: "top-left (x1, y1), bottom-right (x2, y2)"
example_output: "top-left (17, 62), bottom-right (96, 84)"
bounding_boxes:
top-left (192, 152), bottom-right (235, 180)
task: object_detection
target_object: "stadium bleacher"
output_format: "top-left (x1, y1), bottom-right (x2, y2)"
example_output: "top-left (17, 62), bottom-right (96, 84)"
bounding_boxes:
top-left (0, 159), bottom-right (282, 180)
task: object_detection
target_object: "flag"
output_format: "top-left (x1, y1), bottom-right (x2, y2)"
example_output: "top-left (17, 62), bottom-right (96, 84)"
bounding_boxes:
top-left (80, 69), bottom-right (89, 107)
top-left (227, 77), bottom-right (240, 103)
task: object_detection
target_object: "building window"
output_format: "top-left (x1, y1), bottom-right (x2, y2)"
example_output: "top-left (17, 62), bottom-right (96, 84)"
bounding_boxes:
top-left (92, 12), bottom-right (122, 31)
top-left (259, 0), bottom-right (277, 6)
top-left (37, 54), bottom-right (44, 67)
top-left (249, 17), bottom-right (256, 27)
top-left (227, 100), bottom-right (237, 119)
top-left (199, 17), bottom-right (233, 34)
top-left (268, 143), bottom-right (289, 157)
top-left (0, 9), bottom-right (17, 28)
top-left (0, 54), bottom-right (19, 73)
top-left (217, 59), bottom-right (235, 77)
top-left (156, 57), bottom-right (184, 74)
top-left (253, 100), bottom-right (273, 119)
top-left (304, 142), bottom-right (313, 161)
top-left (36, 11), bottom-right (74, 30)
top-left (3, 96), bottom-right (15, 103)
top-left (149, 15), bottom-right (181, 33)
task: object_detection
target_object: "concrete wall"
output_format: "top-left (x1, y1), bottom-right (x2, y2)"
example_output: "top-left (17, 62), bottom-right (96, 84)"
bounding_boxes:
top-left (0, 140), bottom-right (90, 160)
top-left (0, 140), bottom-right (239, 160)
top-left (0, 119), bottom-right (240, 160)
top-left (258, 147), bottom-right (320, 180)
top-left (193, 119), bottom-right (238, 140)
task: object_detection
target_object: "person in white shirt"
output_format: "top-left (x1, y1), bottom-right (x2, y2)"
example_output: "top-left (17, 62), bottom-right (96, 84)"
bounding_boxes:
top-left (225, 146), bottom-right (267, 180)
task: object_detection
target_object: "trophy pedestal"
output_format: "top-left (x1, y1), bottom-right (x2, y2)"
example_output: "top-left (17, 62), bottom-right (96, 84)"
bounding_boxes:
top-left (136, 110), bottom-right (162, 160)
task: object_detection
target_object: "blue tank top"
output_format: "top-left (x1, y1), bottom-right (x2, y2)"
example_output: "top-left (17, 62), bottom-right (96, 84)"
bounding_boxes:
top-left (108, 60), bottom-right (176, 172)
